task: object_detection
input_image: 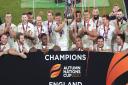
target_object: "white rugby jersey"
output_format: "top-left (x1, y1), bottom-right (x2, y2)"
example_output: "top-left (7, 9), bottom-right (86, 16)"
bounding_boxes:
top-left (81, 19), bottom-right (96, 49)
top-left (43, 20), bottom-right (56, 44)
top-left (70, 20), bottom-right (83, 35)
top-left (17, 22), bottom-right (34, 37)
top-left (81, 19), bottom-right (95, 31)
top-left (90, 17), bottom-right (102, 30)
top-left (97, 24), bottom-right (115, 47)
top-left (0, 23), bottom-right (17, 32)
top-left (34, 23), bottom-right (48, 37)
top-left (54, 23), bottom-right (69, 51)
top-left (113, 42), bottom-right (128, 52)
top-left (110, 19), bottom-right (127, 29)
top-left (0, 23), bottom-right (17, 47)
top-left (17, 22), bottom-right (35, 48)
top-left (13, 41), bottom-right (30, 53)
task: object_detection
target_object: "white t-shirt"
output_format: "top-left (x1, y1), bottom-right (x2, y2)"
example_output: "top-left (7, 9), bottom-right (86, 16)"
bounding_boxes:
top-left (54, 23), bottom-right (69, 51)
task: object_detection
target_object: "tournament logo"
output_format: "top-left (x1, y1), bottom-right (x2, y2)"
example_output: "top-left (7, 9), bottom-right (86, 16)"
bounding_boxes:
top-left (50, 64), bottom-right (62, 78)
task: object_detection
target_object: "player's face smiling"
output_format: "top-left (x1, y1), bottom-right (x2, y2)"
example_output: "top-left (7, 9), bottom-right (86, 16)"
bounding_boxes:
top-left (19, 35), bottom-right (25, 44)
top-left (47, 13), bottom-right (53, 21)
top-left (1, 35), bottom-right (8, 45)
top-left (97, 39), bottom-right (104, 48)
top-left (84, 12), bottom-right (90, 21)
top-left (27, 14), bottom-right (33, 22)
top-left (22, 15), bottom-right (28, 23)
top-left (75, 38), bottom-right (82, 48)
top-left (55, 16), bottom-right (62, 24)
top-left (116, 11), bottom-right (123, 20)
top-left (5, 14), bottom-right (12, 23)
top-left (36, 16), bottom-right (42, 26)
top-left (76, 13), bottom-right (81, 22)
top-left (102, 17), bottom-right (109, 25)
top-left (92, 9), bottom-right (99, 16)
top-left (116, 36), bottom-right (122, 45)
top-left (42, 36), bottom-right (47, 46)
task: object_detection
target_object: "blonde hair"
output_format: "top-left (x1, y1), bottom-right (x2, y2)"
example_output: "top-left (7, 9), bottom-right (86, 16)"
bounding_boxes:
top-left (47, 10), bottom-right (54, 15)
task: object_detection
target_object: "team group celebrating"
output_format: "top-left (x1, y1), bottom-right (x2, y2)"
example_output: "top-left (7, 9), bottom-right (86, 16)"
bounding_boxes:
top-left (0, 4), bottom-right (128, 58)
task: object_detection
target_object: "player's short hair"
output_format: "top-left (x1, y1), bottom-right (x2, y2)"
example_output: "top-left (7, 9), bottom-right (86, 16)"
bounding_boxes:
top-left (47, 10), bottom-right (54, 15)
top-left (55, 12), bottom-right (61, 17)
top-left (113, 4), bottom-right (119, 7)
top-left (5, 12), bottom-right (11, 15)
top-left (102, 14), bottom-right (110, 20)
top-left (75, 10), bottom-right (81, 17)
top-left (84, 10), bottom-right (90, 13)
top-left (117, 34), bottom-right (125, 42)
top-left (22, 12), bottom-right (27, 16)
top-left (96, 36), bottom-right (104, 41)
top-left (5, 12), bottom-right (12, 17)
top-left (76, 36), bottom-right (82, 40)
top-left (38, 33), bottom-right (47, 39)
top-left (93, 7), bottom-right (99, 10)
top-left (16, 32), bottom-right (24, 40)
top-left (27, 12), bottom-right (32, 15)
top-left (117, 9), bottom-right (123, 12)
top-left (52, 45), bottom-right (61, 51)
top-left (0, 33), bottom-right (8, 38)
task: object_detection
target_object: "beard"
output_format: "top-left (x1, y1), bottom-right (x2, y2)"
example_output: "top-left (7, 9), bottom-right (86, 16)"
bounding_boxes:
top-left (93, 15), bottom-right (99, 20)
top-left (117, 17), bottom-right (123, 21)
